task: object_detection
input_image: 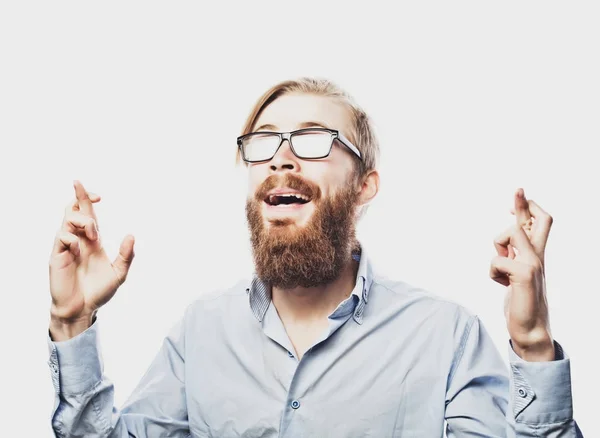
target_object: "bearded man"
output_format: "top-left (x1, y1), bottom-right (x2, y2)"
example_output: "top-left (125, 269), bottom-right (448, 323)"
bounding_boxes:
top-left (47, 78), bottom-right (582, 437)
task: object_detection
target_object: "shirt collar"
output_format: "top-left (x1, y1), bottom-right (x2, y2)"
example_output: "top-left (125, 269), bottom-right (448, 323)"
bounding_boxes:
top-left (247, 243), bottom-right (374, 324)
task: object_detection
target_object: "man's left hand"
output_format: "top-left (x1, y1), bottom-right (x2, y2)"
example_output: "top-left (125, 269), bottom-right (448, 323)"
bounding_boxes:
top-left (489, 188), bottom-right (556, 362)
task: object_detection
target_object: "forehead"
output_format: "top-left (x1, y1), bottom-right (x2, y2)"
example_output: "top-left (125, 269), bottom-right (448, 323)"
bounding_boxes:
top-left (253, 93), bottom-right (353, 134)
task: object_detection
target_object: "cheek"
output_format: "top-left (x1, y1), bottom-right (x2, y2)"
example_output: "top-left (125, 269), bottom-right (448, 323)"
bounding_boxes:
top-left (310, 153), bottom-right (355, 190)
top-left (247, 180), bottom-right (258, 198)
top-left (247, 166), bottom-right (266, 197)
top-left (313, 169), bottom-right (350, 198)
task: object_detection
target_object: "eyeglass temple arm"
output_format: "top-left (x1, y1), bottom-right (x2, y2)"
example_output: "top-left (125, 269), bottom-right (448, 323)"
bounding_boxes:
top-left (336, 132), bottom-right (362, 159)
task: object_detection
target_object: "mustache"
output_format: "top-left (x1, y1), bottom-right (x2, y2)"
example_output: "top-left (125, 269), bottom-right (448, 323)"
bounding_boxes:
top-left (254, 174), bottom-right (321, 202)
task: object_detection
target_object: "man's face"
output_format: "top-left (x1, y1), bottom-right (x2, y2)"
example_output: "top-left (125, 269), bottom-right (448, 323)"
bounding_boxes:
top-left (246, 93), bottom-right (359, 227)
top-left (245, 93), bottom-right (362, 288)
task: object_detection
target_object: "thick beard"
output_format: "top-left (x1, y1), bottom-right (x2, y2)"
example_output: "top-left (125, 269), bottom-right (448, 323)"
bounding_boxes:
top-left (246, 173), bottom-right (360, 289)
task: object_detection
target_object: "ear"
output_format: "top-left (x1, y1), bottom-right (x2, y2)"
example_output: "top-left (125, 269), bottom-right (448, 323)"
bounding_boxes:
top-left (357, 170), bottom-right (379, 206)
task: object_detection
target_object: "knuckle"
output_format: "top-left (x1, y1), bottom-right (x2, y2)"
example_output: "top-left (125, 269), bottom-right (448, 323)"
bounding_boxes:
top-left (493, 230), bottom-right (510, 245)
top-left (64, 212), bottom-right (75, 224)
top-left (489, 257), bottom-right (500, 273)
top-left (65, 199), bottom-right (78, 213)
top-left (58, 230), bottom-right (76, 242)
top-left (64, 210), bottom-right (81, 224)
top-left (73, 211), bottom-right (86, 222)
top-left (537, 211), bottom-right (552, 226)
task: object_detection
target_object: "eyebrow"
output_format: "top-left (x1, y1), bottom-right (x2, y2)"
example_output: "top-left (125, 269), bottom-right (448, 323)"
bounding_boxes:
top-left (254, 121), bottom-right (332, 132)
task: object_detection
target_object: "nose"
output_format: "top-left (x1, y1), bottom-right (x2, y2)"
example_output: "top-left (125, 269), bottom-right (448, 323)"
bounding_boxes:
top-left (269, 138), bottom-right (299, 172)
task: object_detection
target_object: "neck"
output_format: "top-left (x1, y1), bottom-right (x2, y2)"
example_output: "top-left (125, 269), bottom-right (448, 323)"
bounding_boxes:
top-left (271, 253), bottom-right (360, 324)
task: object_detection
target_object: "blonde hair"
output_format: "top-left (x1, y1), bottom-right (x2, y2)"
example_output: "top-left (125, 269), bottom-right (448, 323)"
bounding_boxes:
top-left (237, 77), bottom-right (379, 179)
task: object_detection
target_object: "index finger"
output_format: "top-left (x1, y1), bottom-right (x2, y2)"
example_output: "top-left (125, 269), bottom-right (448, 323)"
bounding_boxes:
top-left (494, 225), bottom-right (538, 264)
top-left (73, 180), bottom-right (97, 219)
top-left (514, 188), bottom-right (532, 228)
top-left (527, 199), bottom-right (553, 254)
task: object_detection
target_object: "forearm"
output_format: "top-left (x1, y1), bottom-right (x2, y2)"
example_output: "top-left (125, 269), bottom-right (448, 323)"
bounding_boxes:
top-left (51, 378), bottom-right (131, 438)
top-left (48, 318), bottom-right (190, 438)
top-left (49, 321), bottom-right (133, 438)
top-left (506, 341), bottom-right (583, 437)
top-left (445, 317), bottom-right (583, 437)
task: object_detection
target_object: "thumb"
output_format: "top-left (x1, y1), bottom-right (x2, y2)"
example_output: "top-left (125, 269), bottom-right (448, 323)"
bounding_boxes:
top-left (113, 235), bottom-right (135, 283)
top-left (489, 255), bottom-right (516, 287)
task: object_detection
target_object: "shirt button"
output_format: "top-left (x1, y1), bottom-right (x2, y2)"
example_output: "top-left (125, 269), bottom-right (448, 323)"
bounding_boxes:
top-left (290, 400), bottom-right (300, 409)
top-left (518, 387), bottom-right (527, 398)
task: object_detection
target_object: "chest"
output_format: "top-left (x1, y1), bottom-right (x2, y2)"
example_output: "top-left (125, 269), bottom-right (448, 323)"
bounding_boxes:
top-left (284, 319), bottom-right (329, 360)
top-left (184, 322), bottom-right (450, 437)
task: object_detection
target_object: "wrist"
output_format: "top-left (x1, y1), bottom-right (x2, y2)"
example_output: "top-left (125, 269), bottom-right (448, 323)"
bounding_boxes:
top-left (511, 333), bottom-right (555, 362)
top-left (49, 312), bottom-right (95, 342)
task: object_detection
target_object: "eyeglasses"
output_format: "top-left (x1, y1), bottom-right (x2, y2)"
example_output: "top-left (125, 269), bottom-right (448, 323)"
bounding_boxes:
top-left (237, 128), bottom-right (362, 163)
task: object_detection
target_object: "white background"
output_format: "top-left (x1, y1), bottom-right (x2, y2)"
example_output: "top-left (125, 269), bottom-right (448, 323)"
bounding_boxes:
top-left (1, 1), bottom-right (598, 436)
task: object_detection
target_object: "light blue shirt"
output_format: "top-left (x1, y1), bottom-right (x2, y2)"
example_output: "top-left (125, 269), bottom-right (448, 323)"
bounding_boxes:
top-left (48, 247), bottom-right (582, 437)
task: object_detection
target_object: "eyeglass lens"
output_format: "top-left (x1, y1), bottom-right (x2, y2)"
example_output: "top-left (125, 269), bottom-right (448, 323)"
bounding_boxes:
top-left (242, 130), bottom-right (333, 162)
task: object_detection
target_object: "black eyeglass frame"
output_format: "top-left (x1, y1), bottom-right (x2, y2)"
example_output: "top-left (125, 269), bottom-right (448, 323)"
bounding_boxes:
top-left (237, 128), bottom-right (362, 163)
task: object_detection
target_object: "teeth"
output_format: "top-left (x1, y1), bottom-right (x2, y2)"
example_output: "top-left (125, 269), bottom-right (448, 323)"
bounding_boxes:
top-left (277, 193), bottom-right (309, 200)
top-left (267, 193), bottom-right (309, 204)
top-left (284, 193), bottom-right (308, 200)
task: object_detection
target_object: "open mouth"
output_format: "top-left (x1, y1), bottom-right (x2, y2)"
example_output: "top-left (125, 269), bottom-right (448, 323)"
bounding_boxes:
top-left (264, 193), bottom-right (312, 206)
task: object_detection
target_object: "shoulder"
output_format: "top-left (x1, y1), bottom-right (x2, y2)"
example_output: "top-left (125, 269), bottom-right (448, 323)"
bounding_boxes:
top-left (369, 274), bottom-right (477, 328)
top-left (367, 275), bottom-right (490, 366)
top-left (183, 278), bottom-right (252, 318)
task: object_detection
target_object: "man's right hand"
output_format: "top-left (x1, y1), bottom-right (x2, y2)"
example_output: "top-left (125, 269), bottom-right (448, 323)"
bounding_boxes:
top-left (49, 180), bottom-right (135, 341)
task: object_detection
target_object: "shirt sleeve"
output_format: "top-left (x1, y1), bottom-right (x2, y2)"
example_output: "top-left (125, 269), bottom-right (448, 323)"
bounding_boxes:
top-left (48, 315), bottom-right (190, 438)
top-left (444, 315), bottom-right (583, 437)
